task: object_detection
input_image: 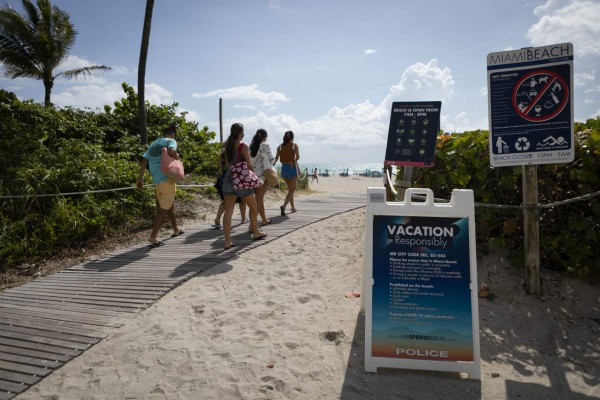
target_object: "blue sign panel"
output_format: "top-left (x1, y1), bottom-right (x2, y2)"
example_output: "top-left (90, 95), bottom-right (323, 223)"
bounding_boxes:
top-left (371, 215), bottom-right (474, 362)
top-left (487, 43), bottom-right (574, 167)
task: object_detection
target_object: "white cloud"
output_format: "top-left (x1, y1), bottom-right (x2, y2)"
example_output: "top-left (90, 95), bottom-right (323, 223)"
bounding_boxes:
top-left (52, 82), bottom-right (125, 109)
top-left (52, 82), bottom-right (173, 109)
top-left (233, 104), bottom-right (258, 110)
top-left (217, 59), bottom-right (460, 159)
top-left (144, 83), bottom-right (174, 105)
top-left (177, 107), bottom-right (201, 123)
top-left (527, 0), bottom-right (600, 57)
top-left (381, 59), bottom-right (455, 113)
top-left (193, 84), bottom-right (290, 108)
top-left (364, 49), bottom-right (377, 56)
top-left (574, 70), bottom-right (595, 86)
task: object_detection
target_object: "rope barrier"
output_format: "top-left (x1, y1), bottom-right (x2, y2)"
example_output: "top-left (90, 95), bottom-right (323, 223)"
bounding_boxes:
top-left (408, 190), bottom-right (600, 210)
top-left (1, 182), bottom-right (598, 211)
top-left (0, 183), bottom-right (214, 200)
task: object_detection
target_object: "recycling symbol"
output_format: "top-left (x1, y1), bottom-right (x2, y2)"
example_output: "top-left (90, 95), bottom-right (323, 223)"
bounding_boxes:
top-left (515, 137), bottom-right (530, 151)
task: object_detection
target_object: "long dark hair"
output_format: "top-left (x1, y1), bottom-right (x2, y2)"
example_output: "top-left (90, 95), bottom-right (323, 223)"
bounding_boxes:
top-left (250, 129), bottom-right (267, 157)
top-left (225, 123), bottom-right (244, 162)
top-left (282, 130), bottom-right (294, 146)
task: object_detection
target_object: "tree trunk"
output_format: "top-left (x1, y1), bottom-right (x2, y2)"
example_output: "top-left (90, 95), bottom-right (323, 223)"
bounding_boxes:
top-left (138, 0), bottom-right (154, 146)
top-left (44, 79), bottom-right (53, 107)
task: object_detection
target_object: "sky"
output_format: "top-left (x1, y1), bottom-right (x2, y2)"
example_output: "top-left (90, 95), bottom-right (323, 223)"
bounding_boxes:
top-left (1, 0), bottom-right (599, 163)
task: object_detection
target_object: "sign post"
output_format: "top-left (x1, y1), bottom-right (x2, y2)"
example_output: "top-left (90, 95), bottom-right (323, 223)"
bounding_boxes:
top-left (487, 43), bottom-right (573, 295)
top-left (363, 187), bottom-right (481, 379)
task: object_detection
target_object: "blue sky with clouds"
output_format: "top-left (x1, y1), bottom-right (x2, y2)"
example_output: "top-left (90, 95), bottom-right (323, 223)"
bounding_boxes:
top-left (1, 0), bottom-right (599, 163)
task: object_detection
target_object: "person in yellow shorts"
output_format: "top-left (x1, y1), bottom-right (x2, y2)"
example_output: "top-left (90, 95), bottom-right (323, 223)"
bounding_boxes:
top-left (136, 124), bottom-right (184, 247)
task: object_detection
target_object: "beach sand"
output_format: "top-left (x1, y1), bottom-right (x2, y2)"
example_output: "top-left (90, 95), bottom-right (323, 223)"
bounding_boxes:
top-left (16, 175), bottom-right (600, 399)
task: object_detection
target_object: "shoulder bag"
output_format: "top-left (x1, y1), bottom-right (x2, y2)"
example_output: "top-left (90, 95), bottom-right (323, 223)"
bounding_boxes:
top-left (261, 145), bottom-right (279, 187)
top-left (160, 147), bottom-right (185, 182)
top-left (230, 144), bottom-right (263, 190)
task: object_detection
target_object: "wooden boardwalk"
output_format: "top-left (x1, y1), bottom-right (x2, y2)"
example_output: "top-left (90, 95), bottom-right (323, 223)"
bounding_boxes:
top-left (0, 194), bottom-right (365, 399)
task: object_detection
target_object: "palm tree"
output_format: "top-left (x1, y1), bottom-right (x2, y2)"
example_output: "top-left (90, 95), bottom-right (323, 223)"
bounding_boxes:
top-left (0, 0), bottom-right (110, 107)
top-left (138, 0), bottom-right (154, 145)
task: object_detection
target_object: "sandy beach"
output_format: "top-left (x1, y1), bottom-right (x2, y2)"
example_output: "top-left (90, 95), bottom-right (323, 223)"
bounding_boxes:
top-left (15, 175), bottom-right (600, 400)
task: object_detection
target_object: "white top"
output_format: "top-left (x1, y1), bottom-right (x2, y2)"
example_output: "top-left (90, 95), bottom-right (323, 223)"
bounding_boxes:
top-left (250, 142), bottom-right (275, 179)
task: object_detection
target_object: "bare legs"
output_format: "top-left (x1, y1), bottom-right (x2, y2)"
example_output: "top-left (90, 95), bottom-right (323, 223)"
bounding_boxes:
top-left (254, 183), bottom-right (269, 225)
top-left (281, 176), bottom-right (297, 214)
top-left (223, 193), bottom-right (265, 249)
top-left (215, 201), bottom-right (248, 226)
top-left (149, 204), bottom-right (178, 244)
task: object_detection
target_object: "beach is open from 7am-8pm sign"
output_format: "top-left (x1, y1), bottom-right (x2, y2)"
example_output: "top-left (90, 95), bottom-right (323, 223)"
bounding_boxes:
top-left (363, 188), bottom-right (481, 379)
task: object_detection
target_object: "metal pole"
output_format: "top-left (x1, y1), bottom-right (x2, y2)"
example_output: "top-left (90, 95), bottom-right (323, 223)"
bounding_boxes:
top-left (522, 164), bottom-right (541, 295)
top-left (219, 98), bottom-right (223, 144)
top-left (397, 167), bottom-right (414, 202)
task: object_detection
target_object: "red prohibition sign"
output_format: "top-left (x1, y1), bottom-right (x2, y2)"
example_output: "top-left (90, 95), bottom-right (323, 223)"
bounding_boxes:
top-left (512, 69), bottom-right (569, 122)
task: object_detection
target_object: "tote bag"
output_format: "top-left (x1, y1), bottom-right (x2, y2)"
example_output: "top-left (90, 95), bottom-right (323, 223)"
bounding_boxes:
top-left (230, 145), bottom-right (263, 190)
top-left (261, 148), bottom-right (279, 187)
top-left (160, 147), bottom-right (185, 182)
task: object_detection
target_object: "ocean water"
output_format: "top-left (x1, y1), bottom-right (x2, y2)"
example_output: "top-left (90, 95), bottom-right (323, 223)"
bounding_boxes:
top-left (298, 163), bottom-right (397, 176)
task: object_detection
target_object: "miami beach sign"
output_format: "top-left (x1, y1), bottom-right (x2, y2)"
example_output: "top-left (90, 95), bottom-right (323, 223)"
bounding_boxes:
top-left (487, 43), bottom-right (574, 167)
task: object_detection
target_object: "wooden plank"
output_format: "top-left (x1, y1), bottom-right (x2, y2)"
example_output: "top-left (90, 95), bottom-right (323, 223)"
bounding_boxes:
top-left (0, 323), bottom-right (100, 346)
top-left (20, 282), bottom-right (168, 295)
top-left (1, 290), bottom-right (155, 306)
top-left (0, 344), bottom-right (71, 363)
top-left (0, 369), bottom-right (40, 385)
top-left (0, 338), bottom-right (81, 358)
top-left (0, 352), bottom-right (61, 369)
top-left (0, 379), bottom-right (26, 394)
top-left (5, 287), bottom-right (162, 301)
top-left (0, 306), bottom-right (120, 329)
top-left (0, 329), bottom-right (91, 351)
top-left (0, 391), bottom-right (16, 400)
top-left (26, 280), bottom-right (171, 290)
top-left (0, 360), bottom-right (52, 378)
top-left (0, 315), bottom-right (106, 339)
top-left (0, 297), bottom-right (140, 315)
top-left (0, 304), bottom-right (122, 326)
top-left (42, 274), bottom-right (178, 284)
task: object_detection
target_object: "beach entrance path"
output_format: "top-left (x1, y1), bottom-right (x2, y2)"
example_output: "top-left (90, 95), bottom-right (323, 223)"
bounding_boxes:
top-left (0, 194), bottom-right (365, 399)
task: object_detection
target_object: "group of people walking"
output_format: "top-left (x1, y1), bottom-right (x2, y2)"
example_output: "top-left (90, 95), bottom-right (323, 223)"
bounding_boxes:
top-left (137, 123), bottom-right (301, 250)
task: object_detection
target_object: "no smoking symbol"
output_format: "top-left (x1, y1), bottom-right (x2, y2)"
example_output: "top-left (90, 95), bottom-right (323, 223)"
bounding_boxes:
top-left (512, 69), bottom-right (569, 122)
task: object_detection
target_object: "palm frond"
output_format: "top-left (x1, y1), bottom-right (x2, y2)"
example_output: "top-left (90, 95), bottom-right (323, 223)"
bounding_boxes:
top-left (56, 65), bottom-right (111, 80)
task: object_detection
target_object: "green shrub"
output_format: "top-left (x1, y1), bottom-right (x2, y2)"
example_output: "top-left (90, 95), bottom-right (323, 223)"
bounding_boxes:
top-left (0, 85), bottom-right (221, 271)
top-left (410, 124), bottom-right (600, 276)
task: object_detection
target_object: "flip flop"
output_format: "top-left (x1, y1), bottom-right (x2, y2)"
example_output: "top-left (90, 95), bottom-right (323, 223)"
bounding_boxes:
top-left (290, 209), bottom-right (297, 213)
top-left (171, 229), bottom-right (185, 237)
top-left (252, 233), bottom-right (268, 241)
top-left (211, 223), bottom-right (222, 229)
top-left (148, 240), bottom-right (164, 249)
top-left (224, 243), bottom-right (236, 250)
top-left (261, 219), bottom-right (272, 226)
top-left (280, 206), bottom-right (285, 216)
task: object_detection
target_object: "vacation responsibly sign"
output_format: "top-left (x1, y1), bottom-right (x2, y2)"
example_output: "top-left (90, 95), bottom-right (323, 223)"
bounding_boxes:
top-left (384, 101), bottom-right (441, 167)
top-left (363, 188), bottom-right (481, 379)
top-left (487, 42), bottom-right (574, 167)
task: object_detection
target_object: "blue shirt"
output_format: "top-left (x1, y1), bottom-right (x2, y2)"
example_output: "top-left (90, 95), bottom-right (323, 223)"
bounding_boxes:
top-left (143, 137), bottom-right (178, 185)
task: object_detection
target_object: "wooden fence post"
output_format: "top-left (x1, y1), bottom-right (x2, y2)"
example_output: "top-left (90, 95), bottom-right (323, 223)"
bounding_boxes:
top-left (397, 167), bottom-right (414, 202)
top-left (522, 164), bottom-right (541, 295)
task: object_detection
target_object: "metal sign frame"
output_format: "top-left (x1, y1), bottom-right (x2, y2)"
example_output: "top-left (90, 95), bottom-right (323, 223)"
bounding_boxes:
top-left (363, 187), bottom-right (481, 379)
